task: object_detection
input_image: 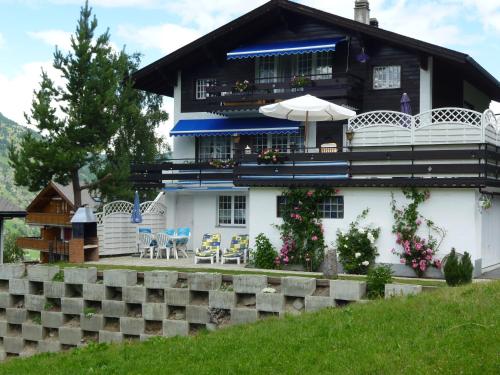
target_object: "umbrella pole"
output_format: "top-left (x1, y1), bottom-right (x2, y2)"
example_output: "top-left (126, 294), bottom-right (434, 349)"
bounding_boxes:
top-left (304, 112), bottom-right (308, 151)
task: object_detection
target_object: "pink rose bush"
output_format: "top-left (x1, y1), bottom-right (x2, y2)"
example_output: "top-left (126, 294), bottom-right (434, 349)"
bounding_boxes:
top-left (391, 188), bottom-right (445, 277)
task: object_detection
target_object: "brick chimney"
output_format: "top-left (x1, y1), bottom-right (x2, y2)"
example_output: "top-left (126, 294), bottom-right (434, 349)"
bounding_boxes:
top-left (354, 0), bottom-right (370, 25)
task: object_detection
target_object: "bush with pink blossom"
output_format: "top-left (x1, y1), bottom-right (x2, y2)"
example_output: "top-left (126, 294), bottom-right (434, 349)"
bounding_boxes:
top-left (390, 188), bottom-right (446, 277)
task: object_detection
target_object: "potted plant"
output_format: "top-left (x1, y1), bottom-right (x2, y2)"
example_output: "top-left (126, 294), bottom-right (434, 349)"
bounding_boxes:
top-left (234, 80), bottom-right (252, 93)
top-left (257, 149), bottom-right (286, 164)
top-left (290, 75), bottom-right (312, 89)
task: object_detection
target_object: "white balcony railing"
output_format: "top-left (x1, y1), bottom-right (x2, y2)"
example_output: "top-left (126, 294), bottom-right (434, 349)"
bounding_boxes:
top-left (348, 107), bottom-right (499, 147)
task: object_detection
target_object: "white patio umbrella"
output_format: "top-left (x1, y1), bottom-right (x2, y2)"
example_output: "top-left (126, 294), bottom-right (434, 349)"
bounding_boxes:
top-left (259, 94), bottom-right (356, 147)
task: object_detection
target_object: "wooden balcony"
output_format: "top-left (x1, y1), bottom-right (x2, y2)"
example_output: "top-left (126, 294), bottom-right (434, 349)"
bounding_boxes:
top-left (16, 237), bottom-right (68, 252)
top-left (26, 212), bottom-right (72, 226)
top-left (204, 73), bottom-right (362, 112)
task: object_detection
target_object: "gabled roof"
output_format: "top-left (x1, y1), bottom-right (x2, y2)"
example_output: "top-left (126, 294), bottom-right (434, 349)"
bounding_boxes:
top-left (132, 0), bottom-right (500, 100)
top-left (0, 197), bottom-right (25, 219)
top-left (26, 181), bottom-right (97, 212)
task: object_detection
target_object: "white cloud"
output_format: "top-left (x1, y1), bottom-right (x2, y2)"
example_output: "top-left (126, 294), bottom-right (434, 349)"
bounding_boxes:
top-left (0, 61), bottom-right (62, 127)
top-left (117, 23), bottom-right (200, 54)
top-left (28, 29), bottom-right (72, 51)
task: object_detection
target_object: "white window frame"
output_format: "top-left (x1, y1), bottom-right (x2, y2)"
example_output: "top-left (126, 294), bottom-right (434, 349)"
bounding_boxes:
top-left (217, 195), bottom-right (247, 227)
top-left (319, 196), bottom-right (344, 219)
top-left (195, 78), bottom-right (212, 100)
top-left (198, 136), bottom-right (232, 161)
top-left (372, 65), bottom-right (401, 90)
top-left (252, 128), bottom-right (305, 153)
top-left (293, 52), bottom-right (333, 80)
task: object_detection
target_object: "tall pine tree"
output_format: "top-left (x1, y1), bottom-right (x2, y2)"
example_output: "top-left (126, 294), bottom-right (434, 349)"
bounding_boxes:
top-left (9, 2), bottom-right (167, 207)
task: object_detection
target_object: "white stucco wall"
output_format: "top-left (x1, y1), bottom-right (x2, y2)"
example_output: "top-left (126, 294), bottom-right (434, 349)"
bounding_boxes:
top-left (419, 56), bottom-right (433, 113)
top-left (479, 194), bottom-right (500, 269)
top-left (248, 187), bottom-right (480, 265)
top-left (164, 190), bottom-right (249, 251)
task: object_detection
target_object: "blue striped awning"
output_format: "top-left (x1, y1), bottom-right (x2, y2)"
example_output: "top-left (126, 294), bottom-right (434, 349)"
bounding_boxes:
top-left (227, 38), bottom-right (344, 60)
top-left (170, 118), bottom-right (300, 137)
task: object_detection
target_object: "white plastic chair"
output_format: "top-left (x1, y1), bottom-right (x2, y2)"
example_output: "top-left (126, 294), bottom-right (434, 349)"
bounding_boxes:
top-left (138, 232), bottom-right (155, 259)
top-left (155, 232), bottom-right (174, 259)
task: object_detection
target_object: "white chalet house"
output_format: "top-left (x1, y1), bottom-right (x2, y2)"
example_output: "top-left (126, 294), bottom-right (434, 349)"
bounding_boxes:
top-left (131, 0), bottom-right (500, 277)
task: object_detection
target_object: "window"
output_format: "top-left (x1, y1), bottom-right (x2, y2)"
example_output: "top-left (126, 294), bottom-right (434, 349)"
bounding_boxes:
top-left (251, 129), bottom-right (305, 153)
top-left (319, 196), bottom-right (344, 219)
top-left (195, 78), bottom-right (212, 100)
top-left (315, 52), bottom-right (332, 80)
top-left (255, 56), bottom-right (277, 83)
top-left (293, 52), bottom-right (333, 80)
top-left (296, 54), bottom-right (313, 76)
top-left (373, 66), bottom-right (401, 90)
top-left (276, 196), bottom-right (288, 218)
top-left (217, 195), bottom-right (247, 226)
top-left (198, 136), bottom-right (231, 161)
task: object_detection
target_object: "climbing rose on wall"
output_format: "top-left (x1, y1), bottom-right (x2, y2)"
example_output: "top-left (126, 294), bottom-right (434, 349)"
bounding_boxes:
top-left (391, 188), bottom-right (446, 277)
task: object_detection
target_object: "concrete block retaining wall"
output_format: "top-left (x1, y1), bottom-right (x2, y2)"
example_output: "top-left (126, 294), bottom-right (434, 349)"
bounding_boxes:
top-left (0, 264), bottom-right (420, 360)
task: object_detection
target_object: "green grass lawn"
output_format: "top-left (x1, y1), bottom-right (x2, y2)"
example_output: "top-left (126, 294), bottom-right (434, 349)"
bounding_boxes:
top-left (1, 281), bottom-right (497, 375)
top-left (56, 262), bottom-right (446, 287)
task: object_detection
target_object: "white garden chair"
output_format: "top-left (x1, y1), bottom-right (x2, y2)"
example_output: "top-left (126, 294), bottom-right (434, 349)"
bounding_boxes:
top-left (138, 232), bottom-right (155, 259)
top-left (155, 232), bottom-right (174, 259)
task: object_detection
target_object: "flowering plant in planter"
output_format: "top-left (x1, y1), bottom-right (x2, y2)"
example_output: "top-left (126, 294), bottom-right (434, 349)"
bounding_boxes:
top-left (336, 209), bottom-right (381, 274)
top-left (209, 159), bottom-right (236, 169)
top-left (290, 75), bottom-right (312, 88)
top-left (391, 188), bottom-right (446, 277)
top-left (234, 80), bottom-right (251, 93)
top-left (275, 188), bottom-right (337, 271)
top-left (257, 149), bottom-right (286, 164)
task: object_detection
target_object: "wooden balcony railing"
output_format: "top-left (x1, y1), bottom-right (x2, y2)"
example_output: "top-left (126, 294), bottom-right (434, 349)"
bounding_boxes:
top-left (16, 236), bottom-right (68, 253)
top-left (204, 73), bottom-right (363, 111)
top-left (26, 212), bottom-right (72, 226)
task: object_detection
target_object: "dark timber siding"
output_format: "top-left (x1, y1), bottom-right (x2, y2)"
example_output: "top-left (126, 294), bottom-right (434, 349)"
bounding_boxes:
top-left (181, 15), bottom-right (423, 114)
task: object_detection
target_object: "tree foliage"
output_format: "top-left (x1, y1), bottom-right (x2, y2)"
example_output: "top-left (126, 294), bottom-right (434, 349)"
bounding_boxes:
top-left (9, 1), bottom-right (167, 206)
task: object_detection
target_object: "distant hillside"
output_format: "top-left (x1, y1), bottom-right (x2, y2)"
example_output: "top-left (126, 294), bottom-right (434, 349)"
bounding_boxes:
top-left (0, 113), bottom-right (36, 209)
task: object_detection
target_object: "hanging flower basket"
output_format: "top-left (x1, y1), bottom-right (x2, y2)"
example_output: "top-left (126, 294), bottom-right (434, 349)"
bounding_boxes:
top-left (233, 80), bottom-right (252, 93)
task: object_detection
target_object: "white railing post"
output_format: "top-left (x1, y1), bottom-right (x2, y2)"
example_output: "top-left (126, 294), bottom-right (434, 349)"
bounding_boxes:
top-left (410, 117), bottom-right (415, 144)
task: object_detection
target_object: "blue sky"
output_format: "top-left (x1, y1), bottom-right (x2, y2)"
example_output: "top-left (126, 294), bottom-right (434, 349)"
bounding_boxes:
top-left (0, 0), bottom-right (499, 133)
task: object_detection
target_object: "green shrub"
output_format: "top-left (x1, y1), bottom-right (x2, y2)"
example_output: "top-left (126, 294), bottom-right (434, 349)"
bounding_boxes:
top-left (459, 252), bottom-right (474, 284)
top-left (52, 271), bottom-right (64, 282)
top-left (444, 249), bottom-right (474, 286)
top-left (366, 265), bottom-right (393, 298)
top-left (3, 233), bottom-right (24, 263)
top-left (251, 234), bottom-right (276, 269)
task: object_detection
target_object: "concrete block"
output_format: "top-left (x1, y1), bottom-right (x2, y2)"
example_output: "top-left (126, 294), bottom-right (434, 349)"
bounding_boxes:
top-left (99, 330), bottom-right (123, 344)
top-left (186, 305), bottom-right (209, 324)
top-left (0, 320), bottom-right (7, 336)
top-left (123, 286), bottom-right (147, 303)
top-left (38, 340), bottom-right (61, 353)
top-left (330, 280), bottom-right (367, 301)
top-left (305, 296), bottom-right (336, 312)
top-left (80, 314), bottom-right (104, 332)
top-left (44, 281), bottom-right (66, 298)
top-left (64, 267), bottom-right (97, 284)
top-left (61, 298), bottom-right (84, 314)
top-left (209, 291), bottom-right (236, 309)
top-left (233, 275), bottom-right (267, 294)
top-left (163, 320), bottom-right (189, 337)
top-left (0, 292), bottom-right (11, 308)
top-left (187, 273), bottom-right (222, 291)
top-left (0, 264), bottom-right (25, 279)
top-left (282, 277), bottom-right (316, 297)
top-left (25, 294), bottom-right (46, 311)
top-left (143, 303), bottom-right (166, 321)
top-left (144, 271), bottom-right (178, 289)
top-left (120, 317), bottom-right (145, 335)
top-left (140, 334), bottom-right (156, 342)
top-left (22, 323), bottom-right (44, 341)
top-left (256, 293), bottom-right (285, 313)
top-left (4, 336), bottom-right (24, 354)
top-left (41, 311), bottom-right (64, 328)
top-left (83, 283), bottom-right (106, 301)
top-left (103, 270), bottom-right (137, 287)
top-left (102, 300), bottom-right (126, 317)
top-left (6, 308), bottom-right (27, 324)
top-left (230, 308), bottom-right (258, 325)
top-left (59, 327), bottom-right (83, 345)
top-left (385, 284), bottom-right (422, 299)
top-left (27, 265), bottom-right (60, 282)
top-left (165, 288), bottom-right (189, 306)
top-left (0, 350), bottom-right (6, 361)
top-left (9, 279), bottom-right (29, 295)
